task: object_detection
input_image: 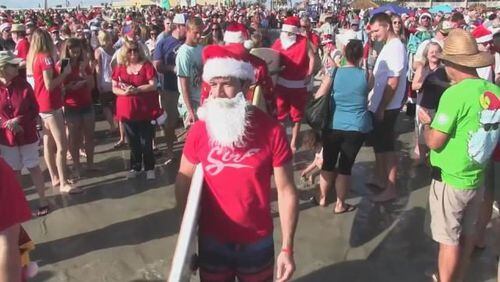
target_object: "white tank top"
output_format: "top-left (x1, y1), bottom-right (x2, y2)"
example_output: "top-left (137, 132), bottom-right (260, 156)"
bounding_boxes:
top-left (98, 47), bottom-right (113, 92)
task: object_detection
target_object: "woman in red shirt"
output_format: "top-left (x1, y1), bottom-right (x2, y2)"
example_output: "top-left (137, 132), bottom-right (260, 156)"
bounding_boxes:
top-left (0, 50), bottom-right (50, 216)
top-left (26, 28), bottom-right (81, 194)
top-left (112, 39), bottom-right (160, 180)
top-left (58, 38), bottom-right (96, 178)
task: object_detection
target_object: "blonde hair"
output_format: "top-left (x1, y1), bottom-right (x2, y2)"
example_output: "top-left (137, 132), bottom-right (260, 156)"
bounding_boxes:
top-left (116, 38), bottom-right (147, 66)
top-left (27, 28), bottom-right (56, 74)
top-left (187, 17), bottom-right (203, 31)
top-left (97, 30), bottom-right (112, 47)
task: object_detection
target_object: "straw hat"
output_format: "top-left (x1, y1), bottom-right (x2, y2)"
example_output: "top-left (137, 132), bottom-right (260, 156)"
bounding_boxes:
top-left (438, 28), bottom-right (494, 68)
top-left (0, 51), bottom-right (22, 67)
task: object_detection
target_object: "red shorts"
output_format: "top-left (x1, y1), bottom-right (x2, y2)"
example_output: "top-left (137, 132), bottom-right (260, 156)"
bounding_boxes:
top-left (274, 85), bottom-right (308, 123)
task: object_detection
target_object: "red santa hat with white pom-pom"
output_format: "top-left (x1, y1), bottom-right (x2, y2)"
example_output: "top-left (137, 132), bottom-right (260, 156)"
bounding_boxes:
top-left (472, 25), bottom-right (493, 44)
top-left (202, 44), bottom-right (255, 83)
top-left (281, 16), bottom-right (300, 34)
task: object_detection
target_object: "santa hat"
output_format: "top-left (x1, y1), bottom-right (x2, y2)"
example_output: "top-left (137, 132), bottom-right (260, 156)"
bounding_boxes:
top-left (282, 16), bottom-right (299, 34)
top-left (224, 22), bottom-right (248, 44)
top-left (472, 25), bottom-right (493, 44)
top-left (419, 12), bottom-right (432, 22)
top-left (202, 44), bottom-right (255, 83)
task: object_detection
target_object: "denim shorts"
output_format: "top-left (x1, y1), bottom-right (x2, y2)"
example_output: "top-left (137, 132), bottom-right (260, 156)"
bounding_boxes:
top-left (63, 106), bottom-right (94, 122)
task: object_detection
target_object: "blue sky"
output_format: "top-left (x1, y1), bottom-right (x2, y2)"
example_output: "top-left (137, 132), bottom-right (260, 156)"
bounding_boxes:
top-left (2, 0), bottom-right (113, 9)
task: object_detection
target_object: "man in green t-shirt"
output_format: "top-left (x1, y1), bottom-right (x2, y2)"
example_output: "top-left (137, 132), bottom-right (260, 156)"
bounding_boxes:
top-left (418, 29), bottom-right (500, 282)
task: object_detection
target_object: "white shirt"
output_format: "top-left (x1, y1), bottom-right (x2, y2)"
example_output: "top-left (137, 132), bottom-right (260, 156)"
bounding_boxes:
top-left (368, 37), bottom-right (408, 113)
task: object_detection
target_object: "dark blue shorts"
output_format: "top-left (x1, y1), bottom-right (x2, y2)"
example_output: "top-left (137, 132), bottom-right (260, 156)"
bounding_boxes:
top-left (198, 235), bottom-right (275, 282)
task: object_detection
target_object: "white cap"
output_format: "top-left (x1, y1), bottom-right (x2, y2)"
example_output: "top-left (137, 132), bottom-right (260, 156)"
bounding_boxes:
top-left (173, 14), bottom-right (186, 25)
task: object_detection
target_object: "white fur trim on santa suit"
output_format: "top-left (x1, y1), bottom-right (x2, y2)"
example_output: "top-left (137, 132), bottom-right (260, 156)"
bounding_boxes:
top-left (282, 24), bottom-right (298, 34)
top-left (476, 34), bottom-right (493, 44)
top-left (203, 57), bottom-right (255, 83)
top-left (224, 30), bottom-right (245, 44)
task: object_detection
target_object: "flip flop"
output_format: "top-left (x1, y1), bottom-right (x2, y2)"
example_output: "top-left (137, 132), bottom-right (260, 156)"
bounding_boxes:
top-left (333, 203), bottom-right (357, 214)
top-left (34, 205), bottom-right (50, 217)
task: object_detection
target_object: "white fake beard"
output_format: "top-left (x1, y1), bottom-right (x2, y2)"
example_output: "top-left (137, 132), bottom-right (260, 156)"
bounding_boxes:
top-left (280, 33), bottom-right (296, 50)
top-left (197, 92), bottom-right (249, 149)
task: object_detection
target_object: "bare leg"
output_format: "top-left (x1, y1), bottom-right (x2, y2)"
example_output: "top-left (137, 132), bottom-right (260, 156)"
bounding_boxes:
top-left (334, 174), bottom-right (350, 213)
top-left (372, 152), bottom-right (398, 202)
top-left (477, 162), bottom-right (495, 248)
top-left (119, 121), bottom-right (126, 143)
top-left (27, 166), bottom-right (48, 207)
top-left (45, 112), bottom-right (73, 192)
top-left (319, 170), bottom-right (334, 206)
top-left (438, 243), bottom-right (460, 282)
top-left (103, 106), bottom-right (116, 132)
top-left (42, 120), bottom-right (59, 186)
top-left (0, 224), bottom-right (22, 282)
top-left (82, 113), bottom-right (96, 169)
top-left (290, 122), bottom-right (300, 154)
top-left (369, 152), bottom-right (386, 188)
top-left (456, 235), bottom-right (477, 282)
top-left (67, 118), bottom-right (83, 178)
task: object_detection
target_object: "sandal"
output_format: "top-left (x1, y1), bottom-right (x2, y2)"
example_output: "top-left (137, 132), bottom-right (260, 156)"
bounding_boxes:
top-left (333, 203), bottom-right (357, 214)
top-left (34, 205), bottom-right (50, 217)
top-left (113, 141), bottom-right (126, 149)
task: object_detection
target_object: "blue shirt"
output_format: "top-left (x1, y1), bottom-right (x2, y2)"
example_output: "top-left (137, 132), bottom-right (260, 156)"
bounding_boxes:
top-left (330, 67), bottom-right (372, 133)
top-left (153, 35), bottom-right (183, 92)
top-left (176, 44), bottom-right (203, 103)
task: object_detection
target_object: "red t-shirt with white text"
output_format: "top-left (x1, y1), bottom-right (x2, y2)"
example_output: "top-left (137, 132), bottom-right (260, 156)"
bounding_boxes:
top-left (32, 53), bottom-right (63, 113)
top-left (183, 107), bottom-right (292, 243)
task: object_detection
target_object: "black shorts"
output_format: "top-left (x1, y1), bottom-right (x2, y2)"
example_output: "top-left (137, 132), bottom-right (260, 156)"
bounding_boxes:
top-left (322, 129), bottom-right (366, 175)
top-left (370, 109), bottom-right (399, 153)
top-left (64, 106), bottom-right (94, 122)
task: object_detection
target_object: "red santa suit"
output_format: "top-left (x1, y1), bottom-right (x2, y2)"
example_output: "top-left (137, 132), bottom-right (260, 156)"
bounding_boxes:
top-left (272, 17), bottom-right (310, 123)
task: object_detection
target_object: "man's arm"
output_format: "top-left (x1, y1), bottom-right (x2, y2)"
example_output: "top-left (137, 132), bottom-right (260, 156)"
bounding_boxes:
top-left (175, 154), bottom-right (197, 214)
top-left (375, 76), bottom-right (399, 119)
top-left (274, 162), bottom-right (298, 282)
top-left (306, 42), bottom-right (316, 80)
top-left (418, 108), bottom-right (450, 150)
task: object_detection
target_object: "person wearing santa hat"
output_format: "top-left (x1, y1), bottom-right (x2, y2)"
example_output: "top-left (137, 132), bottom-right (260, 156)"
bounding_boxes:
top-left (198, 22), bottom-right (275, 115)
top-left (271, 16), bottom-right (316, 153)
top-left (472, 25), bottom-right (495, 82)
top-left (175, 44), bottom-right (298, 282)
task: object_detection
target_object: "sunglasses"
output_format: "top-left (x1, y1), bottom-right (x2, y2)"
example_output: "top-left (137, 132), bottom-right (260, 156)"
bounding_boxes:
top-left (393, 21), bottom-right (402, 25)
top-left (127, 48), bottom-right (139, 54)
top-left (150, 32), bottom-right (157, 35)
top-left (484, 123), bottom-right (499, 131)
top-left (212, 28), bottom-right (220, 31)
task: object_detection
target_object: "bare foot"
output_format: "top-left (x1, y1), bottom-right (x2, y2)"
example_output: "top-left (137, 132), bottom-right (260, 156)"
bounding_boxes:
top-left (371, 188), bottom-right (397, 202)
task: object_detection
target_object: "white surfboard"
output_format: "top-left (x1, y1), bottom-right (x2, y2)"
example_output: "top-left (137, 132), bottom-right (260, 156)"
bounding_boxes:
top-left (168, 165), bottom-right (204, 282)
top-left (250, 48), bottom-right (281, 87)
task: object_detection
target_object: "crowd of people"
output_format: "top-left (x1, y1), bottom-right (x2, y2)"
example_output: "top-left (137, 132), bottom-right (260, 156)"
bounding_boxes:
top-left (1, 2), bottom-right (499, 282)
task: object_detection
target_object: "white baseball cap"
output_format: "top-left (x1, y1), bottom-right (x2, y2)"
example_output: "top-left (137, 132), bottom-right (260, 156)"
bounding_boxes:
top-left (173, 14), bottom-right (186, 25)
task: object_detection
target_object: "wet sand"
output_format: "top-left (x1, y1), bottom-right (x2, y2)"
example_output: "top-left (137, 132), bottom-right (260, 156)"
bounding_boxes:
top-left (22, 112), bottom-right (499, 282)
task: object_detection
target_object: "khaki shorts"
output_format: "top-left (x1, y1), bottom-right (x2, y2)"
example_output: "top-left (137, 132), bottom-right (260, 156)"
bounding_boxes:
top-left (429, 179), bottom-right (483, 246)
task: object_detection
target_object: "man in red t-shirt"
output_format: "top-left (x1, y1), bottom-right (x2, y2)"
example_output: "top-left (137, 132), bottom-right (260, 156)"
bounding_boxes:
top-left (175, 45), bottom-right (299, 282)
top-left (10, 24), bottom-right (29, 79)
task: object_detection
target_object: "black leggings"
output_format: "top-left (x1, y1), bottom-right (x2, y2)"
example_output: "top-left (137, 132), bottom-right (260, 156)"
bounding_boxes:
top-left (321, 129), bottom-right (366, 175)
top-left (123, 120), bottom-right (155, 171)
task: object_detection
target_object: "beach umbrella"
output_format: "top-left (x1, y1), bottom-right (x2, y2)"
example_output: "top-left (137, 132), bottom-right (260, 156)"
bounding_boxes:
top-left (370, 4), bottom-right (410, 16)
top-left (351, 0), bottom-right (379, 10)
top-left (429, 4), bottom-right (453, 14)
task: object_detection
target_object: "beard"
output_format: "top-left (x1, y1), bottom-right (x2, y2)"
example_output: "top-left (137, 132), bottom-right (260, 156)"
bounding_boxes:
top-left (197, 92), bottom-right (250, 149)
top-left (280, 33), bottom-right (296, 50)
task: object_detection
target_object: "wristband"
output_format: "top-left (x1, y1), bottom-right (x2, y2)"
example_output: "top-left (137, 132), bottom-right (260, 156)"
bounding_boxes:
top-left (281, 248), bottom-right (293, 255)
